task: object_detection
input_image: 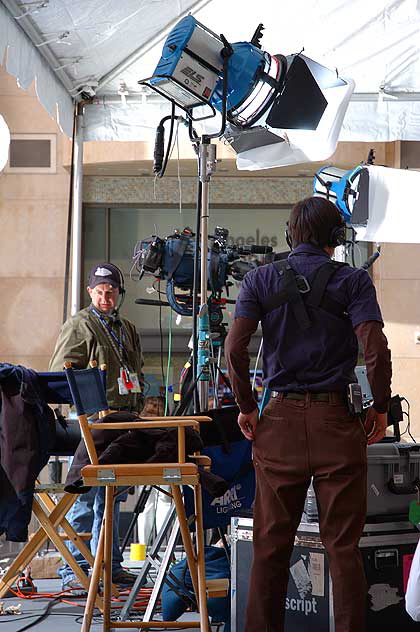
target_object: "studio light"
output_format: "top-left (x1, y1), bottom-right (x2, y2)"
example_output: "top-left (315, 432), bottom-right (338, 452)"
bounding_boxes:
top-left (314, 165), bottom-right (370, 226)
top-left (314, 163), bottom-right (420, 244)
top-left (140, 15), bottom-right (355, 168)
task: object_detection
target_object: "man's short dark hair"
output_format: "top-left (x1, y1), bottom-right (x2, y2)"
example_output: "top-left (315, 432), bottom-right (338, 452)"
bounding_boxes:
top-left (288, 196), bottom-right (344, 248)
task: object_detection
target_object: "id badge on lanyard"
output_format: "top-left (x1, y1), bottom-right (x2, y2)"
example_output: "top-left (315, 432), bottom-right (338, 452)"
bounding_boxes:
top-left (90, 309), bottom-right (139, 397)
top-left (118, 368), bottom-right (141, 395)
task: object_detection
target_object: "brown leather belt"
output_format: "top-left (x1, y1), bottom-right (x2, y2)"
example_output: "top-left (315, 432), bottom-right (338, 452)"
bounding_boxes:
top-left (271, 391), bottom-right (346, 404)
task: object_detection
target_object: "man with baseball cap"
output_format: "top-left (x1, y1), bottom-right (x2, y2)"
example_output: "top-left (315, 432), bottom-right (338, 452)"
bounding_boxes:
top-left (49, 262), bottom-right (145, 592)
top-left (51, 262), bottom-right (145, 413)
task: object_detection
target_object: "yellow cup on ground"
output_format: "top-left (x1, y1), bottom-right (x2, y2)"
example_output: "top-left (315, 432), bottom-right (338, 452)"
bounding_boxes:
top-left (130, 543), bottom-right (146, 561)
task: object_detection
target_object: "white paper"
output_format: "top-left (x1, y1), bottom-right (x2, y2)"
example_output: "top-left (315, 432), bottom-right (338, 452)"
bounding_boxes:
top-left (309, 552), bottom-right (325, 597)
top-left (368, 583), bottom-right (403, 611)
top-left (290, 558), bottom-right (312, 599)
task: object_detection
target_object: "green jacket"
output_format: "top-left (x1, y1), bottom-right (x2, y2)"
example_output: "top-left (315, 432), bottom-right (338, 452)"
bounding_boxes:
top-left (49, 306), bottom-right (145, 412)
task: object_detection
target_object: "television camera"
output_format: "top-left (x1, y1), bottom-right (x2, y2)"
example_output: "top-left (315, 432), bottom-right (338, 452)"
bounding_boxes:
top-left (132, 225), bottom-right (273, 329)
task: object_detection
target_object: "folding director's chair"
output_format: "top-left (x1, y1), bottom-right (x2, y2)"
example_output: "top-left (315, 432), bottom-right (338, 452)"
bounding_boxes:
top-left (0, 369), bottom-right (110, 609)
top-left (64, 361), bottom-right (219, 632)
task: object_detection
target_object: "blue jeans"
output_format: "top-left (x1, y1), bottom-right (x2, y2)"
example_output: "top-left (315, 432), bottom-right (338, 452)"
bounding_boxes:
top-left (59, 487), bottom-right (127, 584)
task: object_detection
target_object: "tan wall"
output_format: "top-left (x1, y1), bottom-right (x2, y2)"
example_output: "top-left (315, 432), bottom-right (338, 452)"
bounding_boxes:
top-left (0, 66), bottom-right (70, 371)
top-left (370, 143), bottom-right (420, 439)
top-left (63, 131), bottom-right (390, 177)
top-left (373, 246), bottom-right (420, 439)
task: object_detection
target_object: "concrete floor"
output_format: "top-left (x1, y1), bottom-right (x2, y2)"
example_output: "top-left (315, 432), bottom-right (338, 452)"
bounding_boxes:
top-left (1, 578), bottom-right (224, 632)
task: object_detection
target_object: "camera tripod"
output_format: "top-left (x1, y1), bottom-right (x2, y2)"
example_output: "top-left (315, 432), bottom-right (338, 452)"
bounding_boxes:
top-left (119, 484), bottom-right (229, 623)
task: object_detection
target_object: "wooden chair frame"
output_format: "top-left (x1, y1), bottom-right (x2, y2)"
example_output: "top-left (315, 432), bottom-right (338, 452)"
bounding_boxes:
top-left (0, 486), bottom-right (109, 609)
top-left (64, 361), bottom-right (217, 632)
top-left (0, 365), bottom-right (113, 608)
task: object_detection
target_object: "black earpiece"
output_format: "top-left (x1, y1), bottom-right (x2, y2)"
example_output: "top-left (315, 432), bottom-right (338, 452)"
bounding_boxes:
top-left (328, 223), bottom-right (346, 248)
top-left (105, 263), bottom-right (125, 296)
top-left (285, 223), bottom-right (293, 250)
top-left (105, 263), bottom-right (126, 319)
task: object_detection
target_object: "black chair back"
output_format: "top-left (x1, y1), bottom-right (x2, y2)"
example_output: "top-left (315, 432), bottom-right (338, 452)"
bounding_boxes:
top-left (64, 365), bottom-right (108, 416)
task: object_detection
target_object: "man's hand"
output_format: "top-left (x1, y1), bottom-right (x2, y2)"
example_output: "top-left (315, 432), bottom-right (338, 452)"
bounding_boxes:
top-left (238, 408), bottom-right (259, 441)
top-left (364, 406), bottom-right (388, 444)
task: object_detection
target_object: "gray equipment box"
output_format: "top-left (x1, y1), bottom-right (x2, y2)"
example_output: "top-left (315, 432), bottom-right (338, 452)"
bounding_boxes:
top-left (304, 443), bottom-right (420, 522)
top-left (367, 443), bottom-right (420, 519)
top-left (231, 516), bottom-right (420, 632)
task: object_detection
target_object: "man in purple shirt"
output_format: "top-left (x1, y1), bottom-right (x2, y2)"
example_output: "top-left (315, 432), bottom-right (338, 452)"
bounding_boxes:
top-left (225, 196), bottom-right (392, 632)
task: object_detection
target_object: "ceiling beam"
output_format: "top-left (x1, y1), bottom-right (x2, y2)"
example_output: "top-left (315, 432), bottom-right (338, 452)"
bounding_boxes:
top-left (350, 91), bottom-right (420, 102)
top-left (96, 0), bottom-right (214, 92)
top-left (87, 91), bottom-right (420, 106)
top-left (1, 0), bottom-right (76, 94)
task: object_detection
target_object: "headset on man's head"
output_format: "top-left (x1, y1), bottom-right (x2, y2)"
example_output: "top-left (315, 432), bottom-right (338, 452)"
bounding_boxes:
top-left (285, 220), bottom-right (346, 251)
top-left (106, 262), bottom-right (125, 297)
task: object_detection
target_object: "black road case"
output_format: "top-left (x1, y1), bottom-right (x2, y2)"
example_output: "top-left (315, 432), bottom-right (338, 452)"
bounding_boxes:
top-left (231, 516), bottom-right (420, 632)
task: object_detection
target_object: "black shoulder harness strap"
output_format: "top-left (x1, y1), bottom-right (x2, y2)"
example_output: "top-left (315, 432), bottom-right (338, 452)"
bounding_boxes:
top-left (305, 261), bottom-right (348, 318)
top-left (262, 260), bottom-right (312, 330)
top-left (261, 259), bottom-right (349, 329)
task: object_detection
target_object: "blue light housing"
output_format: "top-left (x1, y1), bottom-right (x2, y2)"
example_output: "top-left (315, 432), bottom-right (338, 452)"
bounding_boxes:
top-left (314, 165), bottom-right (370, 226)
top-left (148, 16), bottom-right (224, 109)
top-left (211, 42), bottom-right (266, 112)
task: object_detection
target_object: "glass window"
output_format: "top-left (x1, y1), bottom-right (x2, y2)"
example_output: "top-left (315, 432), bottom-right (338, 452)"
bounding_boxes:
top-left (83, 205), bottom-right (291, 335)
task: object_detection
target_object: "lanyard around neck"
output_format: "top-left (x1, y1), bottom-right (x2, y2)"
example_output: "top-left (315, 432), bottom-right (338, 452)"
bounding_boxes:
top-left (90, 306), bottom-right (129, 366)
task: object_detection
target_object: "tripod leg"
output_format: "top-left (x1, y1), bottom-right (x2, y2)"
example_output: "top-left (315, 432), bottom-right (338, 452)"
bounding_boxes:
top-left (142, 515), bottom-right (180, 621)
top-left (120, 485), bottom-right (153, 554)
top-left (119, 504), bottom-right (176, 621)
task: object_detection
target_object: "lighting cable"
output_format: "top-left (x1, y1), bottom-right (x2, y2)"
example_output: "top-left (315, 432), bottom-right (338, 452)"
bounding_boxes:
top-left (13, 597), bottom-right (60, 632)
top-left (362, 243), bottom-right (381, 270)
top-left (8, 583), bottom-right (157, 604)
top-left (352, 240), bottom-right (363, 268)
top-left (153, 103), bottom-right (176, 178)
top-left (252, 336), bottom-right (263, 392)
top-left (158, 279), bottom-right (165, 393)
top-left (176, 119), bottom-right (183, 214)
top-left (400, 396), bottom-right (416, 442)
top-left (164, 308), bottom-right (173, 416)
top-left (4, 583), bottom-right (159, 631)
top-left (208, 338), bottom-right (218, 407)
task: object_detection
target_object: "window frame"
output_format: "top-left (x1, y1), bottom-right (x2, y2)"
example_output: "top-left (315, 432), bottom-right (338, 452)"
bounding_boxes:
top-left (4, 133), bottom-right (57, 174)
top-left (81, 202), bottom-right (290, 350)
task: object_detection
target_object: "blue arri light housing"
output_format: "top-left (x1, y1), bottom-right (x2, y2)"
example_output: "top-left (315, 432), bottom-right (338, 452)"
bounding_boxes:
top-left (142, 14), bottom-right (332, 134)
top-left (314, 165), bottom-right (370, 227)
top-left (147, 15), bottom-right (271, 118)
top-left (140, 15), bottom-right (354, 169)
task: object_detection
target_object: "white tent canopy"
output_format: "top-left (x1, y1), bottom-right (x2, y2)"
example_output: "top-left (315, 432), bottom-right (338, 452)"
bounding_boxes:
top-left (1, 0), bottom-right (420, 141)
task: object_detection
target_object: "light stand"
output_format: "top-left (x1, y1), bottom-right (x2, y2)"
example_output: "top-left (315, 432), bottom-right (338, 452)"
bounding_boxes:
top-left (189, 39), bottom-right (233, 412)
top-left (140, 27), bottom-right (233, 411)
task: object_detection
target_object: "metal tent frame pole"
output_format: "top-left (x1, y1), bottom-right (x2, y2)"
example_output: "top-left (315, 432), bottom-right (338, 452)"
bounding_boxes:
top-left (70, 105), bottom-right (84, 315)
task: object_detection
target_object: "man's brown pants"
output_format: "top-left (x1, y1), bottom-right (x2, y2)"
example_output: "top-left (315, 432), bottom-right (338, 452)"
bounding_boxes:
top-left (245, 394), bottom-right (368, 632)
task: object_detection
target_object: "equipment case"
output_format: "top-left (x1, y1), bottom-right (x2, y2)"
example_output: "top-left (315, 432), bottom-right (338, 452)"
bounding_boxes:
top-left (304, 442), bottom-right (420, 523)
top-left (367, 442), bottom-right (420, 518)
top-left (231, 516), bottom-right (420, 632)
